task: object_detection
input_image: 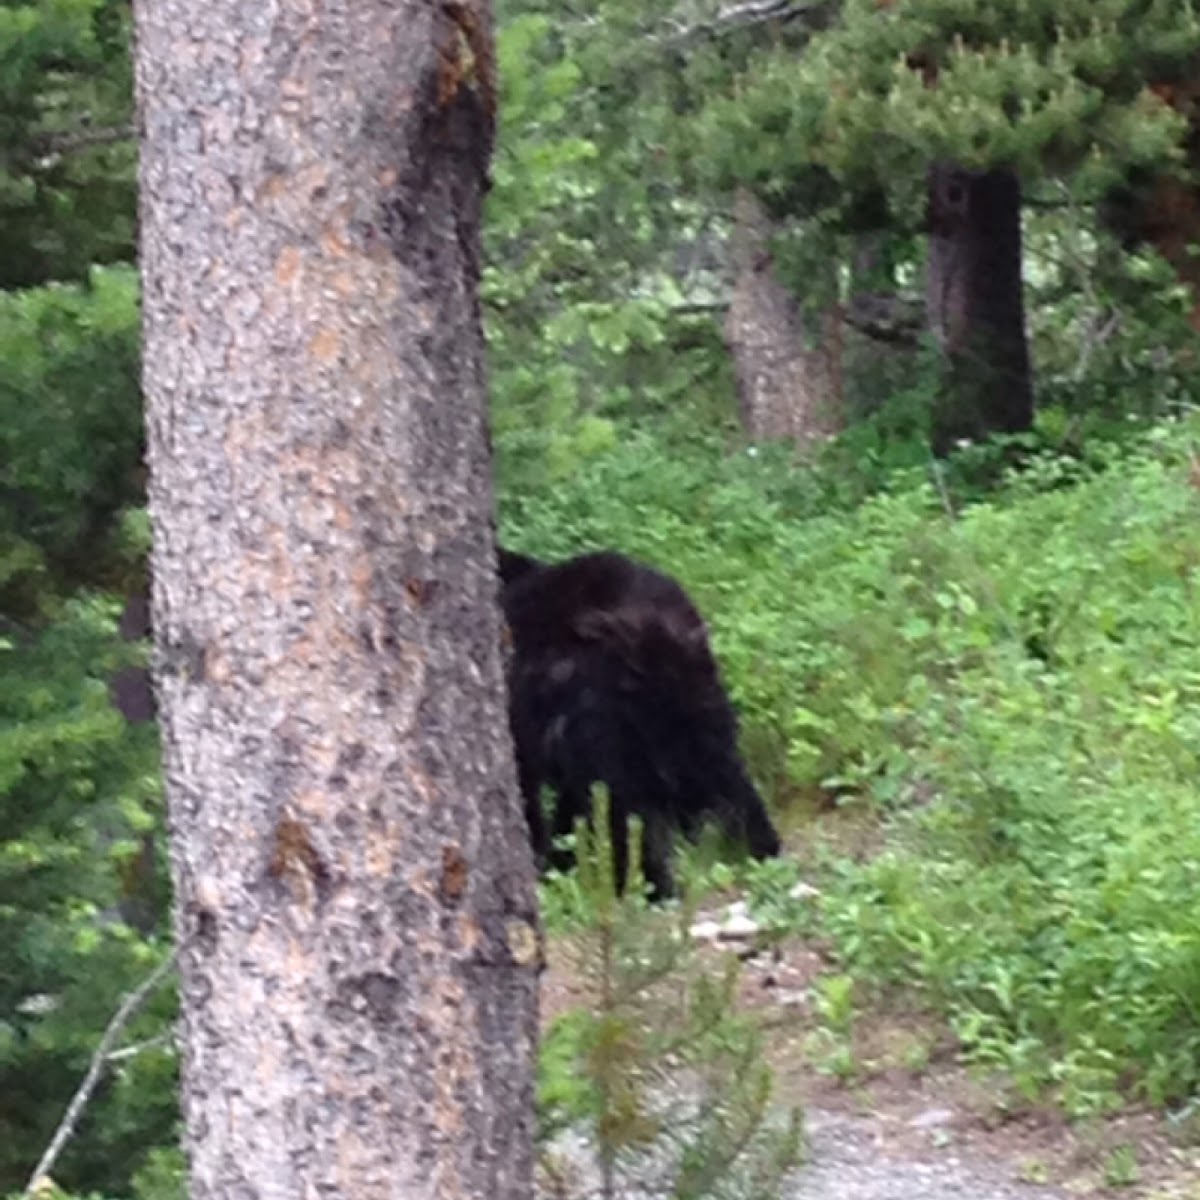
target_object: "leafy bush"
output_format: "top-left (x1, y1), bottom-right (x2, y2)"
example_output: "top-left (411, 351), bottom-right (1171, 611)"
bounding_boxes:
top-left (0, 595), bottom-right (175, 1196)
top-left (0, 266), bottom-right (143, 615)
top-left (537, 789), bottom-right (804, 1199)
top-left (503, 409), bottom-right (1200, 1114)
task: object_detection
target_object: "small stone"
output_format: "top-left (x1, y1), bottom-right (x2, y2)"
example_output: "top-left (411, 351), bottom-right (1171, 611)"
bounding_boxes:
top-left (719, 913), bottom-right (761, 940)
top-left (789, 881), bottom-right (821, 901)
top-left (689, 920), bottom-right (722, 942)
top-left (909, 1107), bottom-right (956, 1130)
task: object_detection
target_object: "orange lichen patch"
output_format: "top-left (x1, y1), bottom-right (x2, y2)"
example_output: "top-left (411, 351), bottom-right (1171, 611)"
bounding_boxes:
top-left (283, 622), bottom-right (361, 682)
top-left (275, 245), bottom-right (302, 287)
top-left (407, 859), bottom-right (439, 903)
top-left (258, 173), bottom-right (289, 203)
top-left (331, 497), bottom-right (353, 532)
top-left (309, 327), bottom-right (340, 362)
top-left (426, 977), bottom-right (470, 1138)
top-left (268, 814), bottom-right (327, 908)
top-left (438, 0), bottom-right (497, 119)
top-left (279, 74), bottom-right (309, 105)
top-left (408, 764), bottom-right (438, 813)
top-left (205, 646), bottom-right (232, 685)
top-left (440, 844), bottom-right (469, 901)
top-left (223, 526), bottom-right (297, 614)
top-left (320, 208), bottom-right (352, 258)
top-left (456, 913), bottom-right (482, 954)
top-left (365, 831), bottom-right (398, 879)
top-left (345, 557), bottom-right (374, 617)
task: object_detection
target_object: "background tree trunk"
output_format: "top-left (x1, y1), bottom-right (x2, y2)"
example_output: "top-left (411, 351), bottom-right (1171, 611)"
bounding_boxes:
top-left (723, 188), bottom-right (842, 446)
top-left (926, 164), bottom-right (1035, 451)
top-left (134, 2), bottom-right (539, 1198)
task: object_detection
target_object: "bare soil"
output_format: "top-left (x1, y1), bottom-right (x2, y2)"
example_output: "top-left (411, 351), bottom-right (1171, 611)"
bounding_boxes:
top-left (539, 811), bottom-right (1200, 1199)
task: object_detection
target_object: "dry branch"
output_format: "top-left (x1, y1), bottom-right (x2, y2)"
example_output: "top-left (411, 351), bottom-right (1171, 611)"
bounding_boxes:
top-left (24, 948), bottom-right (179, 1196)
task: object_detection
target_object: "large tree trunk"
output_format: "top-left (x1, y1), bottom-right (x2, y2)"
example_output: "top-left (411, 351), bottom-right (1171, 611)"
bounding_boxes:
top-left (134, 3), bottom-right (539, 1199)
top-left (926, 164), bottom-right (1035, 451)
top-left (723, 188), bottom-right (841, 446)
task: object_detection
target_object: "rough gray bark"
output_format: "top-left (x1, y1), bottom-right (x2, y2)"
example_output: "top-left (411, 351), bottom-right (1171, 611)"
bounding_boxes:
top-left (723, 188), bottom-right (841, 446)
top-left (926, 164), bottom-right (1035, 451)
top-left (133, 2), bottom-right (539, 1198)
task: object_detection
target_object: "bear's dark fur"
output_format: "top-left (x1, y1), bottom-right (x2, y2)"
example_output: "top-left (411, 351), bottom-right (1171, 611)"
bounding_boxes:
top-left (112, 546), bottom-right (781, 898)
top-left (499, 547), bottom-right (781, 898)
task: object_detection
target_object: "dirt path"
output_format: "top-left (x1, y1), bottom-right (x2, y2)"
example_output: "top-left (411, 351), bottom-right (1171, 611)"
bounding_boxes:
top-left (790, 1106), bottom-right (1065, 1200)
top-left (541, 917), bottom-right (1200, 1200)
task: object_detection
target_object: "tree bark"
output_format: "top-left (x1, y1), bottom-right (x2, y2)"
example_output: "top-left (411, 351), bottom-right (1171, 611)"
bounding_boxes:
top-left (134, 2), bottom-right (539, 1198)
top-left (723, 187), bottom-right (841, 446)
top-left (926, 164), bottom-right (1035, 451)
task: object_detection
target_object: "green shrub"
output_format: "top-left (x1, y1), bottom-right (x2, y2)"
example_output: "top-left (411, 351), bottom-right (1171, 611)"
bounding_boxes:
top-left (503, 409), bottom-right (1200, 1114)
top-left (537, 789), bottom-right (804, 1199)
top-left (0, 595), bottom-right (175, 1195)
top-left (0, 267), bottom-right (143, 615)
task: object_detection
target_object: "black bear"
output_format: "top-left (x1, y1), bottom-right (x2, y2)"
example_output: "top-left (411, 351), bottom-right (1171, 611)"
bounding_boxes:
top-left (498, 546), bottom-right (781, 899)
top-left (112, 547), bottom-right (782, 899)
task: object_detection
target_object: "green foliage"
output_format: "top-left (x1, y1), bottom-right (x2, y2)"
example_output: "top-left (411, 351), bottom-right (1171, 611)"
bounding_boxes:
top-left (0, 0), bottom-right (135, 287)
top-left (0, 595), bottom-right (175, 1195)
top-left (537, 788), bottom-right (804, 1199)
top-left (8, 4), bottom-right (1200, 1196)
top-left (806, 431), bottom-right (1200, 1113)
top-left (693, 0), bottom-right (1200, 227)
top-left (485, 8), bottom-right (738, 491)
top-left (1024, 210), bottom-right (1200, 428)
top-left (506, 408), bottom-right (1200, 1115)
top-left (0, 265), bottom-right (143, 615)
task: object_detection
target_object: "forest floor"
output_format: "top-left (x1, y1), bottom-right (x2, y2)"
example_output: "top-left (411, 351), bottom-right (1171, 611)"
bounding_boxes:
top-left (539, 816), bottom-right (1200, 1200)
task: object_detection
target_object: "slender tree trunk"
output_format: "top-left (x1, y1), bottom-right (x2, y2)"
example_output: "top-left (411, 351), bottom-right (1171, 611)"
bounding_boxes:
top-left (926, 164), bottom-right (1035, 451)
top-left (723, 188), bottom-right (841, 446)
top-left (134, 3), bottom-right (539, 1199)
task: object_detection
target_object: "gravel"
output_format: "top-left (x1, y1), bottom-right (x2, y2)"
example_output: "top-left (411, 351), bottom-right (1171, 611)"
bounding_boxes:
top-left (790, 1108), bottom-right (1066, 1200)
top-left (539, 1107), bottom-right (1066, 1200)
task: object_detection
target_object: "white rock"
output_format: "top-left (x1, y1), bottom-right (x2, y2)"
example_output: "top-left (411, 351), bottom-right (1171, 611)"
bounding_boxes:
top-left (909, 1107), bottom-right (956, 1130)
top-left (777, 988), bottom-right (809, 1008)
top-left (719, 913), bottom-right (761, 940)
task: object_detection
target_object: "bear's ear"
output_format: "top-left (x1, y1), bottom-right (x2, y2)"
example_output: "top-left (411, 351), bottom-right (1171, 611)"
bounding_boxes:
top-left (497, 547), bottom-right (545, 587)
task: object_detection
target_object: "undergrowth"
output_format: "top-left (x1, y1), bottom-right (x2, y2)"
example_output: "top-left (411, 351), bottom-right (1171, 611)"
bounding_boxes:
top-left (536, 790), bottom-right (804, 1200)
top-left (502, 411), bottom-right (1200, 1118)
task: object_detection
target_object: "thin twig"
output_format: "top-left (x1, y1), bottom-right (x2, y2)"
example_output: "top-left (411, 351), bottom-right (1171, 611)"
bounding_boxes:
top-left (928, 452), bottom-right (957, 522)
top-left (105, 1030), bottom-right (177, 1064)
top-left (24, 947), bottom-right (180, 1196)
top-left (31, 122), bottom-right (135, 161)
